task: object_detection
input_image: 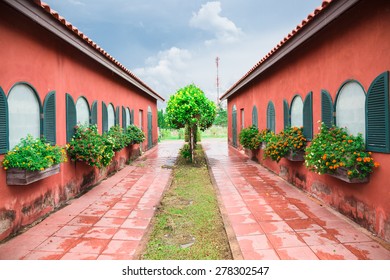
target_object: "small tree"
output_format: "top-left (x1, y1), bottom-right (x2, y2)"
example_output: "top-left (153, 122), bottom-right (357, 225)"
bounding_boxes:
top-left (166, 84), bottom-right (216, 161)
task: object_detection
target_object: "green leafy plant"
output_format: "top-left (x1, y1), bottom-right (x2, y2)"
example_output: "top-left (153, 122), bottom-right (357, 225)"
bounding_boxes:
top-left (107, 125), bottom-right (128, 151)
top-left (67, 124), bottom-right (114, 168)
top-left (305, 123), bottom-right (379, 179)
top-left (166, 84), bottom-right (216, 162)
top-left (180, 144), bottom-right (192, 161)
top-left (2, 135), bottom-right (67, 171)
top-left (239, 125), bottom-right (259, 150)
top-left (125, 124), bottom-right (145, 144)
top-left (264, 126), bottom-right (306, 162)
top-left (256, 128), bottom-right (274, 146)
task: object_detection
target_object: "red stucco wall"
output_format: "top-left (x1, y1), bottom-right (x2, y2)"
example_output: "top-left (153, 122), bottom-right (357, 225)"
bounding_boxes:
top-left (227, 0), bottom-right (390, 242)
top-left (0, 3), bottom-right (158, 241)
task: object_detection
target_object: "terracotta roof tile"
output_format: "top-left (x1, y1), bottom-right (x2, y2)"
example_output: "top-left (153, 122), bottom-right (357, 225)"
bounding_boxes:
top-left (222, 0), bottom-right (335, 99)
top-left (35, 1), bottom-right (163, 101)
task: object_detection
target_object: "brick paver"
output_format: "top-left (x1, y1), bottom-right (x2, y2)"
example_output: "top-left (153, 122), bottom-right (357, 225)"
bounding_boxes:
top-left (0, 141), bottom-right (182, 260)
top-left (203, 139), bottom-right (390, 260)
top-left (1, 138), bottom-right (389, 260)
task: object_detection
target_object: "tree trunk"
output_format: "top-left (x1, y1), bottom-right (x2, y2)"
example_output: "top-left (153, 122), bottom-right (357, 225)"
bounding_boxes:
top-left (190, 125), bottom-right (195, 162)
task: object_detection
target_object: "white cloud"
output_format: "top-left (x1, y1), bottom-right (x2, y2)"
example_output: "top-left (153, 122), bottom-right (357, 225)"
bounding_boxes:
top-left (133, 47), bottom-right (193, 99)
top-left (190, 1), bottom-right (243, 45)
top-left (68, 0), bottom-right (85, 6)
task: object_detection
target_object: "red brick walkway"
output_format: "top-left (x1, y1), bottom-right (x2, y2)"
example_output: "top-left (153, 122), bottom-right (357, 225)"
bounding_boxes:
top-left (0, 141), bottom-right (182, 260)
top-left (1, 139), bottom-right (389, 260)
top-left (203, 139), bottom-right (390, 260)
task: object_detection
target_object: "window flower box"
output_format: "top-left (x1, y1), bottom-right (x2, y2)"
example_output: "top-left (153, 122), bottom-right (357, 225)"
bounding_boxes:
top-left (6, 164), bottom-right (60, 185)
top-left (285, 149), bottom-right (305, 162)
top-left (328, 167), bottom-right (369, 184)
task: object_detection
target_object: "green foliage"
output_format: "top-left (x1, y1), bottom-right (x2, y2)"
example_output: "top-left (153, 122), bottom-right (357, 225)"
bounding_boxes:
top-left (2, 135), bottom-right (67, 171)
top-left (264, 127), bottom-right (307, 162)
top-left (256, 128), bottom-right (274, 144)
top-left (180, 143), bottom-right (192, 162)
top-left (158, 109), bottom-right (167, 129)
top-left (166, 84), bottom-right (216, 131)
top-left (213, 106), bottom-right (227, 127)
top-left (305, 123), bottom-right (379, 179)
top-left (67, 124), bottom-right (115, 168)
top-left (239, 125), bottom-right (259, 150)
top-left (107, 125), bottom-right (127, 151)
top-left (125, 124), bottom-right (145, 144)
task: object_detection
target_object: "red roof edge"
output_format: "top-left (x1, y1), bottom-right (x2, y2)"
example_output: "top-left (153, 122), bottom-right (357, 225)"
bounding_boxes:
top-left (221, 0), bottom-right (334, 100)
top-left (35, 1), bottom-right (164, 101)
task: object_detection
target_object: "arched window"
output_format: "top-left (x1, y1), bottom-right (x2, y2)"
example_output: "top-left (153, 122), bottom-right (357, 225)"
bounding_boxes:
top-left (290, 95), bottom-right (303, 128)
top-left (336, 81), bottom-right (366, 139)
top-left (266, 101), bottom-right (275, 132)
top-left (252, 105), bottom-right (258, 127)
top-left (8, 83), bottom-right (41, 149)
top-left (126, 108), bottom-right (131, 127)
top-left (76, 97), bottom-right (90, 126)
top-left (107, 103), bottom-right (115, 129)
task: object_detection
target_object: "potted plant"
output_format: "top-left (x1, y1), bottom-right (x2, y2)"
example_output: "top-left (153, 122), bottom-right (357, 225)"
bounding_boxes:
top-left (264, 126), bottom-right (306, 162)
top-left (239, 125), bottom-right (260, 159)
top-left (124, 125), bottom-right (145, 145)
top-left (2, 135), bottom-right (67, 185)
top-left (256, 128), bottom-right (274, 149)
top-left (305, 123), bottom-right (379, 183)
top-left (66, 124), bottom-right (115, 168)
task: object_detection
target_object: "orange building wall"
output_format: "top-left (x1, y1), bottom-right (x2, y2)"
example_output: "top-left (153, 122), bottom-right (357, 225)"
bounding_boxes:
top-left (0, 3), bottom-right (158, 241)
top-left (227, 0), bottom-right (390, 242)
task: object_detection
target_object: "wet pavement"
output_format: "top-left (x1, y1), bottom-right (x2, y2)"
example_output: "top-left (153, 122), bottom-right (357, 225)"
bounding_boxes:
top-left (1, 138), bottom-right (389, 260)
top-left (203, 139), bottom-right (390, 260)
top-left (0, 141), bottom-right (182, 260)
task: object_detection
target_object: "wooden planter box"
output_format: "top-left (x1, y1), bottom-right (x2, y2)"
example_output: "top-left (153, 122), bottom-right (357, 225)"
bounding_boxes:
top-left (285, 150), bottom-right (305, 161)
top-left (6, 164), bottom-right (60, 185)
top-left (328, 167), bottom-right (369, 184)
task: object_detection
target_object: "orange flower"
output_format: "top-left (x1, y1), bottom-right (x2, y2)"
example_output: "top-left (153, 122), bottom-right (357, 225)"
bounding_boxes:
top-left (374, 162), bottom-right (380, 168)
top-left (348, 140), bottom-right (353, 143)
top-left (322, 154), bottom-right (327, 160)
top-left (356, 157), bottom-right (362, 162)
top-left (347, 171), bottom-right (353, 176)
top-left (332, 160), bottom-right (336, 163)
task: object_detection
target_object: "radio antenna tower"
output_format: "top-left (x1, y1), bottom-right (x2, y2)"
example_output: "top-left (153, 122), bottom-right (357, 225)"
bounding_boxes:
top-left (216, 56), bottom-right (220, 105)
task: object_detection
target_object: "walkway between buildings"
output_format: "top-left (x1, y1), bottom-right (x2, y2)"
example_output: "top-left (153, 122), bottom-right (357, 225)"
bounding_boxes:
top-left (0, 141), bottom-right (182, 260)
top-left (203, 139), bottom-right (390, 260)
top-left (0, 139), bottom-right (389, 260)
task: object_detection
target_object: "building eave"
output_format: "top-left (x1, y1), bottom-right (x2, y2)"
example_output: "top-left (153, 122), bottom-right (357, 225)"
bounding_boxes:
top-left (220, 0), bottom-right (361, 101)
top-left (4, 0), bottom-right (164, 102)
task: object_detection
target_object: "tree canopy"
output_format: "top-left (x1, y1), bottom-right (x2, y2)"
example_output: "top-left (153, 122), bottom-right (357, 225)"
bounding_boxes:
top-left (166, 84), bottom-right (216, 131)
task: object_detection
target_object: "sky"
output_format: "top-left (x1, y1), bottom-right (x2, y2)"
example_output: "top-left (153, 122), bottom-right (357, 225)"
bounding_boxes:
top-left (42, 0), bottom-right (324, 106)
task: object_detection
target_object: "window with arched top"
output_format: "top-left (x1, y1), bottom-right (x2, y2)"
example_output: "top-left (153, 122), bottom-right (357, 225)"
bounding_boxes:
top-left (107, 103), bottom-right (115, 129)
top-left (290, 95), bottom-right (303, 128)
top-left (266, 101), bottom-right (275, 132)
top-left (126, 108), bottom-right (131, 127)
top-left (252, 105), bottom-right (258, 127)
top-left (8, 83), bottom-right (41, 149)
top-left (335, 81), bottom-right (366, 139)
top-left (76, 97), bottom-right (90, 126)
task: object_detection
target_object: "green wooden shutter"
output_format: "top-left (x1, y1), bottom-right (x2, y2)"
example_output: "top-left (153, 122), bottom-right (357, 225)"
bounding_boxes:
top-left (66, 93), bottom-right (76, 143)
top-left (366, 71), bottom-right (390, 153)
top-left (91, 101), bottom-right (98, 125)
top-left (131, 109), bottom-right (134, 125)
top-left (321, 90), bottom-right (333, 128)
top-left (43, 91), bottom-right (56, 145)
top-left (115, 106), bottom-right (120, 126)
top-left (0, 87), bottom-right (9, 154)
top-left (267, 102), bottom-right (275, 132)
top-left (252, 106), bottom-right (258, 127)
top-left (283, 99), bottom-right (290, 129)
top-left (232, 107), bottom-right (237, 147)
top-left (303, 91), bottom-right (313, 140)
top-left (122, 106), bottom-right (126, 128)
top-left (102, 101), bottom-right (108, 133)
